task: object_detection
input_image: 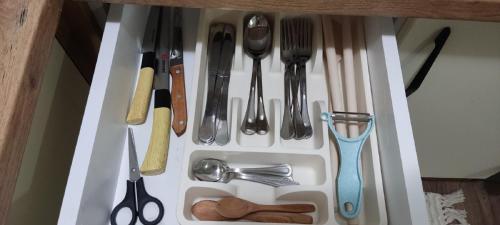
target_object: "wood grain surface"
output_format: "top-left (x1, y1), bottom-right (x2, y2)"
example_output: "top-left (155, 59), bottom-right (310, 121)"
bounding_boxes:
top-left (141, 107), bottom-right (171, 175)
top-left (126, 67), bottom-right (154, 124)
top-left (0, 0), bottom-right (64, 224)
top-left (170, 64), bottom-right (187, 136)
top-left (423, 178), bottom-right (500, 225)
top-left (84, 0), bottom-right (500, 21)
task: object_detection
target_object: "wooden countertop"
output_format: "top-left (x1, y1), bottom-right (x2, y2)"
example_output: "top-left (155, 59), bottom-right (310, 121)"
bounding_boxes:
top-left (94, 0), bottom-right (500, 21)
top-left (0, 1), bottom-right (63, 225)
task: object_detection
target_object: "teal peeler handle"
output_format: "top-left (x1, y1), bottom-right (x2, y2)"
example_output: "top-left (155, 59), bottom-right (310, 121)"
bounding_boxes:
top-left (321, 112), bottom-right (374, 219)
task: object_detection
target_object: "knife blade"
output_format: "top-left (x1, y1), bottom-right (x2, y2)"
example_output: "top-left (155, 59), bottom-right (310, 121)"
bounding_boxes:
top-left (141, 7), bottom-right (172, 176)
top-left (126, 7), bottom-right (160, 124)
top-left (169, 7), bottom-right (188, 136)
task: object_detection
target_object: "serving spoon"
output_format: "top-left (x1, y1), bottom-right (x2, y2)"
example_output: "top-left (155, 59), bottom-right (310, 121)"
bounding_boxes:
top-left (241, 14), bottom-right (272, 135)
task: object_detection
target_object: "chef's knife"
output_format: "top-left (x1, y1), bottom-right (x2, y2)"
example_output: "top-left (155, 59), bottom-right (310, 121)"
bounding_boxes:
top-left (126, 7), bottom-right (160, 125)
top-left (169, 7), bottom-right (188, 136)
top-left (141, 8), bottom-right (171, 176)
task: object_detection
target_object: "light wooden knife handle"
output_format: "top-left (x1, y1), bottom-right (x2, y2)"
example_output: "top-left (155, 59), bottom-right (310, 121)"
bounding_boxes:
top-left (141, 90), bottom-right (171, 176)
top-left (170, 64), bottom-right (188, 136)
top-left (126, 52), bottom-right (155, 125)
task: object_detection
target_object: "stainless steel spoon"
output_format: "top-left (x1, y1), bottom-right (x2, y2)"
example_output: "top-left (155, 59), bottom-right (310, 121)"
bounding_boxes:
top-left (241, 14), bottom-right (272, 135)
top-left (192, 159), bottom-right (298, 187)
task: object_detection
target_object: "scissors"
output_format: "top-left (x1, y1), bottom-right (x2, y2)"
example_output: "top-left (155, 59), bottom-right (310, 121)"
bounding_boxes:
top-left (110, 128), bottom-right (164, 225)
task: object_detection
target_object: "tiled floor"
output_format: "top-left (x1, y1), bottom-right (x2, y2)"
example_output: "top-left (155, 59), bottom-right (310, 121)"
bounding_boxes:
top-left (422, 178), bottom-right (500, 225)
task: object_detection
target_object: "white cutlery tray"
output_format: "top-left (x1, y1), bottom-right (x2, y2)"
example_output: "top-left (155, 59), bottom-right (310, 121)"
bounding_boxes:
top-left (177, 9), bottom-right (387, 225)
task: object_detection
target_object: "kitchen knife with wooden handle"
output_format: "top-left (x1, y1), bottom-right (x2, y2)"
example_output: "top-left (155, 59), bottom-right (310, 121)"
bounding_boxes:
top-left (126, 7), bottom-right (160, 125)
top-left (141, 7), bottom-right (171, 176)
top-left (169, 7), bottom-right (188, 136)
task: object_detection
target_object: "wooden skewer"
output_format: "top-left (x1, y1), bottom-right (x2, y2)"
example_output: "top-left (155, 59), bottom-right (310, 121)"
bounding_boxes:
top-left (342, 17), bottom-right (360, 138)
top-left (341, 16), bottom-right (364, 225)
top-left (321, 16), bottom-right (347, 135)
top-left (324, 15), bottom-right (363, 225)
top-left (323, 15), bottom-right (359, 224)
top-left (321, 16), bottom-right (341, 210)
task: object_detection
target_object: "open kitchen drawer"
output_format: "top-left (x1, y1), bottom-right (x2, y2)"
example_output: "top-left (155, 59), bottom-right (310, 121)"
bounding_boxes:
top-left (58, 4), bottom-right (428, 225)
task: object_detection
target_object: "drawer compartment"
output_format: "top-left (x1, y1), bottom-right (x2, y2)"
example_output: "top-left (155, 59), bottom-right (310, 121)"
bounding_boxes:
top-left (58, 4), bottom-right (429, 225)
top-left (179, 9), bottom-right (383, 225)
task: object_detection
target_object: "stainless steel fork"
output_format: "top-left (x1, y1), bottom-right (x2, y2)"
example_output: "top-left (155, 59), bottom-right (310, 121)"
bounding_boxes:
top-left (294, 18), bottom-right (313, 139)
top-left (280, 18), bottom-right (313, 140)
top-left (280, 19), bottom-right (299, 140)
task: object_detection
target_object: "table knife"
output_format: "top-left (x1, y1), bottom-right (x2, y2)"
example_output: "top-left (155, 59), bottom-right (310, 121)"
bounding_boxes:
top-left (215, 25), bottom-right (236, 145)
top-left (141, 7), bottom-right (171, 176)
top-left (126, 7), bottom-right (160, 125)
top-left (198, 24), bottom-right (225, 144)
top-left (169, 7), bottom-right (188, 136)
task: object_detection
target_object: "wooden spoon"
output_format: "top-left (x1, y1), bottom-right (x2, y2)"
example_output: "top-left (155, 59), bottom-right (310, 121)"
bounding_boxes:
top-left (246, 212), bottom-right (313, 224)
top-left (216, 197), bottom-right (316, 219)
top-left (192, 200), bottom-right (229, 221)
top-left (192, 200), bottom-right (313, 224)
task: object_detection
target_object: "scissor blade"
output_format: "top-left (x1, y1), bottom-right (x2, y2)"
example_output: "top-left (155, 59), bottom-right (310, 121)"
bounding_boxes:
top-left (127, 128), bottom-right (141, 181)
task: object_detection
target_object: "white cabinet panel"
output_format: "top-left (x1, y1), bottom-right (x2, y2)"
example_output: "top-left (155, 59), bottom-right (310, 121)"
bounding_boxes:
top-left (399, 19), bottom-right (500, 178)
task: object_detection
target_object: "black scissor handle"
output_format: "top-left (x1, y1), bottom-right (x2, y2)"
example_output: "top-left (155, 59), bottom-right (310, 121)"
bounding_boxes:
top-left (136, 177), bottom-right (164, 225)
top-left (110, 180), bottom-right (138, 225)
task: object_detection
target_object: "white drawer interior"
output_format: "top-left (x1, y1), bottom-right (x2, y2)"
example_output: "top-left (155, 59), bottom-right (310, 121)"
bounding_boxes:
top-left (58, 4), bottom-right (429, 225)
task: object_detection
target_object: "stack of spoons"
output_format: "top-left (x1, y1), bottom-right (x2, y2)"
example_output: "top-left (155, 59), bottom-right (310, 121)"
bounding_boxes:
top-left (192, 159), bottom-right (299, 187)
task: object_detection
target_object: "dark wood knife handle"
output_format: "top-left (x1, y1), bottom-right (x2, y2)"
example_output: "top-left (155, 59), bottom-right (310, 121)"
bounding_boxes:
top-left (170, 64), bottom-right (188, 136)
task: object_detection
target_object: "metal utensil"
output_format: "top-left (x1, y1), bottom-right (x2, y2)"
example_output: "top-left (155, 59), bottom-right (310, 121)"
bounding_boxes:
top-left (199, 25), bottom-right (225, 144)
top-left (282, 18), bottom-right (307, 139)
top-left (295, 18), bottom-right (314, 139)
top-left (280, 19), bottom-right (297, 140)
top-left (227, 173), bottom-right (299, 187)
top-left (193, 158), bottom-right (293, 177)
top-left (215, 25), bottom-right (236, 145)
top-left (199, 24), bottom-right (236, 145)
top-left (192, 158), bottom-right (298, 187)
top-left (280, 18), bottom-right (314, 140)
top-left (241, 14), bottom-right (272, 135)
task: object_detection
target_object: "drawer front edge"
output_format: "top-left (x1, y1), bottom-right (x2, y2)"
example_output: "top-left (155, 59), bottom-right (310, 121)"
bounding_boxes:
top-left (364, 17), bottom-right (430, 225)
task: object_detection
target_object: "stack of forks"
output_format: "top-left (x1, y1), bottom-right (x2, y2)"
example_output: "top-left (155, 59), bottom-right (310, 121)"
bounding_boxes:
top-left (280, 17), bottom-right (314, 140)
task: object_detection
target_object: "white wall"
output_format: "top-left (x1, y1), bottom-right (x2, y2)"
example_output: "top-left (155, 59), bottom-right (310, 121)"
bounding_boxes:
top-left (7, 41), bottom-right (90, 225)
top-left (398, 19), bottom-right (500, 178)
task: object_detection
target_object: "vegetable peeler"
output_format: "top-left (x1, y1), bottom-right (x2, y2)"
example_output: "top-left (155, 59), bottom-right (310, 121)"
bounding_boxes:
top-left (321, 111), bottom-right (374, 219)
